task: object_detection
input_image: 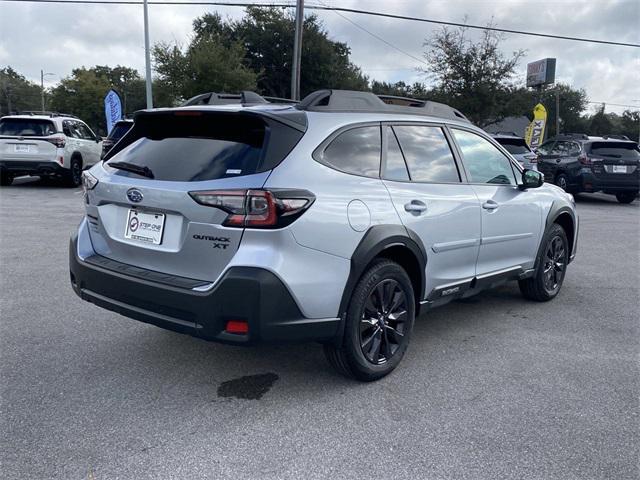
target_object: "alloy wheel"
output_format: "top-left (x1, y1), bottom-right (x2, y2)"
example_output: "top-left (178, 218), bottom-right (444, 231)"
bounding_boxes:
top-left (359, 279), bottom-right (408, 365)
top-left (543, 235), bottom-right (566, 292)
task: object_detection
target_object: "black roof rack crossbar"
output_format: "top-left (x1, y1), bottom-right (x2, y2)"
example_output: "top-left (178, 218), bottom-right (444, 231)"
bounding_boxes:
top-left (295, 89), bottom-right (470, 122)
top-left (181, 91), bottom-right (299, 107)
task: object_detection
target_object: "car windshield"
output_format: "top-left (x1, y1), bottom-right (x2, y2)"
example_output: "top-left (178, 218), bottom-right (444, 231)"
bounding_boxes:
top-left (496, 138), bottom-right (531, 154)
top-left (589, 142), bottom-right (640, 159)
top-left (0, 118), bottom-right (57, 136)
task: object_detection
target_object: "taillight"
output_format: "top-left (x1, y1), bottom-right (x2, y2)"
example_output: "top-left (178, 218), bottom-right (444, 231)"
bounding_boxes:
top-left (578, 154), bottom-right (591, 165)
top-left (46, 137), bottom-right (66, 148)
top-left (188, 189), bottom-right (315, 229)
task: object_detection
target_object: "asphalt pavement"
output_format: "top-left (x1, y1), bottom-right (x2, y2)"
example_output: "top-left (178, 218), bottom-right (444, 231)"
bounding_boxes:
top-left (1, 177), bottom-right (638, 480)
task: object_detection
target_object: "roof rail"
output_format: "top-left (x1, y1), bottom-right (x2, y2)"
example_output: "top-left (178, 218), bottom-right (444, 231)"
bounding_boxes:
top-left (180, 91), bottom-right (298, 107)
top-left (18, 111), bottom-right (79, 119)
top-left (296, 89), bottom-right (470, 122)
top-left (602, 134), bottom-right (630, 141)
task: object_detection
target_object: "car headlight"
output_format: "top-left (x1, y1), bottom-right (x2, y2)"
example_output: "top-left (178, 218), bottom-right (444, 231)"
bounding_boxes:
top-left (82, 171), bottom-right (98, 193)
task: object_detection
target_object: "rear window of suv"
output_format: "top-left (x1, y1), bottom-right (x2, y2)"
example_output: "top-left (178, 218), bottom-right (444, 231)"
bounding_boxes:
top-left (105, 112), bottom-right (304, 182)
top-left (588, 142), bottom-right (640, 159)
top-left (495, 138), bottom-right (531, 154)
top-left (0, 118), bottom-right (57, 136)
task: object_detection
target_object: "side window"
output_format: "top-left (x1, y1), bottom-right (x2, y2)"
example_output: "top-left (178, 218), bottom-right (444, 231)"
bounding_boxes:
top-left (392, 125), bottom-right (460, 183)
top-left (383, 127), bottom-right (410, 181)
top-left (318, 126), bottom-right (381, 178)
top-left (63, 121), bottom-right (78, 138)
top-left (452, 129), bottom-right (517, 186)
top-left (551, 141), bottom-right (580, 156)
top-left (536, 141), bottom-right (555, 155)
top-left (77, 122), bottom-right (95, 140)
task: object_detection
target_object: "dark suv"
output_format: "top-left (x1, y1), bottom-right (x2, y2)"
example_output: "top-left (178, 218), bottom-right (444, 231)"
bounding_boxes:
top-left (536, 134), bottom-right (640, 203)
top-left (100, 119), bottom-right (133, 159)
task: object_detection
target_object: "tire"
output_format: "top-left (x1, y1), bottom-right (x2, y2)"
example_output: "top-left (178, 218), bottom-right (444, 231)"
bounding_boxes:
top-left (0, 172), bottom-right (13, 186)
top-left (64, 157), bottom-right (82, 187)
top-left (324, 259), bottom-right (416, 381)
top-left (554, 174), bottom-right (569, 192)
top-left (518, 223), bottom-right (569, 302)
top-left (615, 192), bottom-right (637, 204)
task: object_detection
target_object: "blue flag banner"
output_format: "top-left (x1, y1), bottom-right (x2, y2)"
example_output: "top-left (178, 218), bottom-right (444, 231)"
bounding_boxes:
top-left (104, 89), bottom-right (123, 135)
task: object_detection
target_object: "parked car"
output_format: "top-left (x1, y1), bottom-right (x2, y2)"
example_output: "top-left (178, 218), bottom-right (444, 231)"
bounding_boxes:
top-left (491, 132), bottom-right (538, 170)
top-left (536, 134), bottom-right (640, 203)
top-left (0, 112), bottom-right (102, 187)
top-left (101, 119), bottom-right (133, 159)
top-left (70, 90), bottom-right (578, 381)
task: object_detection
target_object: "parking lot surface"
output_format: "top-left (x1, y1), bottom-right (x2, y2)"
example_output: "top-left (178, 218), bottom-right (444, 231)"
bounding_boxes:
top-left (1, 178), bottom-right (638, 480)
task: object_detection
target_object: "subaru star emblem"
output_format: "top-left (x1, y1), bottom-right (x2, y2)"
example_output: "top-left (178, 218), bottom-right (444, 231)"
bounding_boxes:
top-left (126, 188), bottom-right (143, 203)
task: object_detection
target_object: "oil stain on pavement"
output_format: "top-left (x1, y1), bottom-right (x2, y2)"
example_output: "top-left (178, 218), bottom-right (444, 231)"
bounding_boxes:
top-left (217, 373), bottom-right (279, 400)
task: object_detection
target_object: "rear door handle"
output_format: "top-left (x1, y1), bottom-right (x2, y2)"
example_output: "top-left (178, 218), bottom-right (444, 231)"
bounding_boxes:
top-left (404, 200), bottom-right (427, 214)
top-left (482, 200), bottom-right (499, 210)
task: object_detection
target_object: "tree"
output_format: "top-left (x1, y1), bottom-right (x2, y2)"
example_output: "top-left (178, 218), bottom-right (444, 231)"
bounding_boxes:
top-left (169, 8), bottom-right (369, 99)
top-left (619, 110), bottom-right (639, 141)
top-left (153, 23), bottom-right (257, 104)
top-left (422, 25), bottom-right (525, 126)
top-left (0, 67), bottom-right (43, 116)
top-left (589, 104), bottom-right (613, 136)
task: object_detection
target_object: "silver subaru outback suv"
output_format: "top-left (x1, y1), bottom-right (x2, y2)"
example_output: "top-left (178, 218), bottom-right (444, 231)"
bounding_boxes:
top-left (70, 90), bottom-right (578, 381)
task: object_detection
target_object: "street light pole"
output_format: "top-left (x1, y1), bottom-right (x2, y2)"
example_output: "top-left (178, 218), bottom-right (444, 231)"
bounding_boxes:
top-left (40, 70), bottom-right (54, 112)
top-left (291, 0), bottom-right (304, 101)
top-left (143, 0), bottom-right (153, 109)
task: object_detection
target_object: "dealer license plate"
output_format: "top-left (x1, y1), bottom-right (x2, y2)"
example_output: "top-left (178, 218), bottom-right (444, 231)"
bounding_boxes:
top-left (14, 144), bottom-right (29, 153)
top-left (124, 209), bottom-right (165, 245)
top-left (612, 165), bottom-right (627, 173)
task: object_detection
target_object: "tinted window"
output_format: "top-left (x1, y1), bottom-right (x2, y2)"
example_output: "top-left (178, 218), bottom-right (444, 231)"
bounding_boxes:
top-left (77, 123), bottom-right (95, 140)
top-left (551, 141), bottom-right (580, 156)
top-left (0, 118), bottom-right (56, 136)
top-left (109, 122), bottom-right (132, 141)
top-left (320, 126), bottom-right (381, 178)
top-left (495, 138), bottom-right (531, 154)
top-left (383, 127), bottom-right (409, 181)
top-left (105, 112), bottom-right (304, 182)
top-left (536, 141), bottom-right (555, 155)
top-left (452, 129), bottom-right (517, 185)
top-left (589, 142), bottom-right (640, 159)
top-left (393, 125), bottom-right (460, 183)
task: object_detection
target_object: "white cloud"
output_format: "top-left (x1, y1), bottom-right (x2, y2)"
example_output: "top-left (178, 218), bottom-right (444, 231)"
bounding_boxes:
top-left (0, 0), bottom-right (638, 113)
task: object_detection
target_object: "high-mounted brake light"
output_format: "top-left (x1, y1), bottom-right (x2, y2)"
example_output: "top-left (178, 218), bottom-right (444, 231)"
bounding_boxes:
top-left (188, 189), bottom-right (315, 229)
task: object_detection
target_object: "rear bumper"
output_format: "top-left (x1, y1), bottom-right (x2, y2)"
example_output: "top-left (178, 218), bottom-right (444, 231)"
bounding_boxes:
top-left (69, 232), bottom-right (340, 345)
top-left (578, 172), bottom-right (639, 193)
top-left (0, 160), bottom-right (66, 176)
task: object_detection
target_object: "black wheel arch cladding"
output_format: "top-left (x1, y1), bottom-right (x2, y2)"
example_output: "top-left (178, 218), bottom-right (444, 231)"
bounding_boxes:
top-left (338, 224), bottom-right (427, 318)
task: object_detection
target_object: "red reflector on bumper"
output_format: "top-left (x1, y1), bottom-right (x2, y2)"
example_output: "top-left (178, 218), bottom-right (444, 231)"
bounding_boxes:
top-left (225, 320), bottom-right (249, 334)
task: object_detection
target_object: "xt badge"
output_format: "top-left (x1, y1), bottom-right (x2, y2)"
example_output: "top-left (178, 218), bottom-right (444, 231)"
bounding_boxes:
top-left (193, 234), bottom-right (230, 250)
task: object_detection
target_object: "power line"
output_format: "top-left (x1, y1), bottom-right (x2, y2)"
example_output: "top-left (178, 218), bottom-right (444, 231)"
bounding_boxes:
top-left (2, 0), bottom-right (639, 48)
top-left (587, 101), bottom-right (640, 109)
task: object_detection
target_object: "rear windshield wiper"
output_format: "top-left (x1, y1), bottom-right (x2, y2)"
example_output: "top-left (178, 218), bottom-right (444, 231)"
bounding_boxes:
top-left (108, 161), bottom-right (155, 179)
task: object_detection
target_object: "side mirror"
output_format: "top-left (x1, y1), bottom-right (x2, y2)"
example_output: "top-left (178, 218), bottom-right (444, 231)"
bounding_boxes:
top-left (521, 169), bottom-right (544, 189)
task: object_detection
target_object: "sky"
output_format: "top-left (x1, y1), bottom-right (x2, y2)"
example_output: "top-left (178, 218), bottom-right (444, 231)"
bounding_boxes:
top-left (1, 0), bottom-right (639, 114)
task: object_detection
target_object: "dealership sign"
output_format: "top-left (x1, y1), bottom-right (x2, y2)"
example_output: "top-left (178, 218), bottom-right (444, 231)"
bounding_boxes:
top-left (526, 58), bottom-right (556, 87)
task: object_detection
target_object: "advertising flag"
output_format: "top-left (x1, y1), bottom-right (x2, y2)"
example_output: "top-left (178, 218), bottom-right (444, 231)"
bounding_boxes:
top-left (524, 104), bottom-right (547, 149)
top-left (104, 89), bottom-right (123, 135)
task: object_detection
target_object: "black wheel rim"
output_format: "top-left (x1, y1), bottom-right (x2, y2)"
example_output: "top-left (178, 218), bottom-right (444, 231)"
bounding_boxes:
top-left (557, 177), bottom-right (567, 190)
top-left (543, 235), bottom-right (566, 293)
top-left (72, 162), bottom-right (81, 185)
top-left (359, 279), bottom-right (408, 365)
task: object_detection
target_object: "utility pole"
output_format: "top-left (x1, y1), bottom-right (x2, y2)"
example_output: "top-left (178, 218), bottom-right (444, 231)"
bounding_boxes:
top-left (555, 88), bottom-right (560, 137)
top-left (143, 0), bottom-right (153, 109)
top-left (40, 70), bottom-right (54, 112)
top-left (291, 0), bottom-right (304, 101)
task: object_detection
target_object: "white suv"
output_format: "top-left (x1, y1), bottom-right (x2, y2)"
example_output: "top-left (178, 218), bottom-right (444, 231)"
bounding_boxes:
top-left (0, 113), bottom-right (102, 186)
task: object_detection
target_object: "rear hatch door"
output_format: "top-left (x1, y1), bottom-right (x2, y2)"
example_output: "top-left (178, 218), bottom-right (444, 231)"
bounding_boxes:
top-left (0, 118), bottom-right (59, 162)
top-left (588, 141), bottom-right (640, 182)
top-left (86, 108), bottom-right (304, 283)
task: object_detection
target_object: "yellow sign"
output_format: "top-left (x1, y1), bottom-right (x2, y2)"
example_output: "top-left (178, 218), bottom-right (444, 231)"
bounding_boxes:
top-left (525, 104), bottom-right (547, 148)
